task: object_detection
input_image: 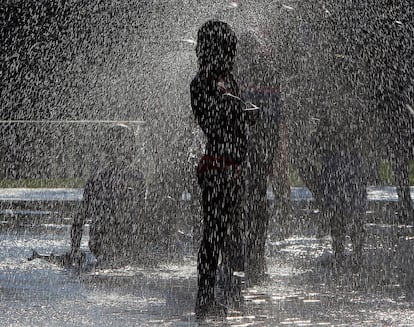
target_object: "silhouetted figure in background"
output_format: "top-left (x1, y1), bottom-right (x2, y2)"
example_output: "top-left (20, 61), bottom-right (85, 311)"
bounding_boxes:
top-left (316, 118), bottom-right (368, 267)
top-left (190, 20), bottom-right (254, 318)
top-left (366, 1), bottom-right (414, 224)
top-left (235, 31), bottom-right (291, 285)
top-left (69, 124), bottom-right (146, 267)
top-left (377, 82), bottom-right (414, 224)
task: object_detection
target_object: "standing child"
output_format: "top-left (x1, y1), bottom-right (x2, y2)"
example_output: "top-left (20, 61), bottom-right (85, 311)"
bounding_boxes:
top-left (235, 31), bottom-right (291, 285)
top-left (190, 20), bottom-right (255, 318)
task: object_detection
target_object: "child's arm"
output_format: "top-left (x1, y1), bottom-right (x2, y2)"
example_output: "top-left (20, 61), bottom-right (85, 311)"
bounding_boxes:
top-left (69, 212), bottom-right (84, 261)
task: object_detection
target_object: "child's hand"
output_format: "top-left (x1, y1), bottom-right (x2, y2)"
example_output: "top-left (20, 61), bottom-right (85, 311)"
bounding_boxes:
top-left (217, 73), bottom-right (234, 93)
top-left (217, 79), bottom-right (229, 93)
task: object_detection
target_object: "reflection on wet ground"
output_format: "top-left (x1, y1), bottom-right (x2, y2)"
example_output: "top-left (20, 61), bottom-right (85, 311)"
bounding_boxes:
top-left (0, 218), bottom-right (414, 326)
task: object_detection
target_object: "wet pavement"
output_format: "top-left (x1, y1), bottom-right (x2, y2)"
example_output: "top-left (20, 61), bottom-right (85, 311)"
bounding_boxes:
top-left (1, 206), bottom-right (414, 326)
top-left (1, 186), bottom-right (413, 202)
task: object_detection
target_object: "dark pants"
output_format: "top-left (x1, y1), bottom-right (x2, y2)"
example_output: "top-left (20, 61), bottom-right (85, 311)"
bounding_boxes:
top-left (323, 181), bottom-right (366, 264)
top-left (244, 171), bottom-right (269, 285)
top-left (328, 209), bottom-right (365, 264)
top-left (196, 162), bottom-right (244, 309)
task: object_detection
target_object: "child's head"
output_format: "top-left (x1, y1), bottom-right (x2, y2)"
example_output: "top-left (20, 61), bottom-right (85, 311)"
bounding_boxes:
top-left (103, 124), bottom-right (136, 163)
top-left (196, 20), bottom-right (237, 74)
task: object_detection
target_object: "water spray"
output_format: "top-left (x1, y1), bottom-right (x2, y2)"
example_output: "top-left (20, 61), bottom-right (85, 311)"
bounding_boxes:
top-left (0, 120), bottom-right (145, 125)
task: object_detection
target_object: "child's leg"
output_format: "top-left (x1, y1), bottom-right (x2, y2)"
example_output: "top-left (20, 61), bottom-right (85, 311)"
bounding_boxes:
top-left (350, 211), bottom-right (365, 266)
top-left (330, 212), bottom-right (346, 265)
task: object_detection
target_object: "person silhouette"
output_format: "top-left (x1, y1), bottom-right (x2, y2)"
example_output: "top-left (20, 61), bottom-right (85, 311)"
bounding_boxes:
top-left (235, 31), bottom-right (291, 285)
top-left (68, 124), bottom-right (146, 266)
top-left (190, 20), bottom-right (256, 318)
